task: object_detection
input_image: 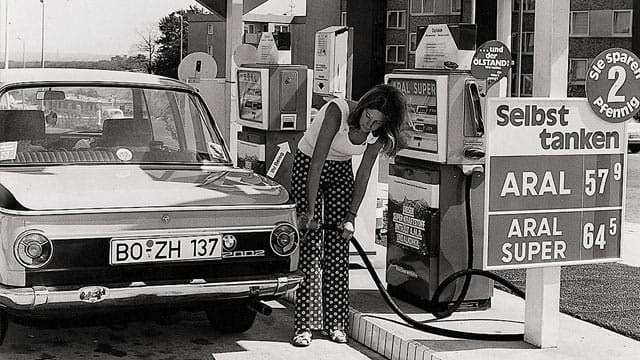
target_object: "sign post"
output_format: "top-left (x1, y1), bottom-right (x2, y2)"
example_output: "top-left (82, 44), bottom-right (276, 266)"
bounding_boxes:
top-left (484, 97), bottom-right (627, 346)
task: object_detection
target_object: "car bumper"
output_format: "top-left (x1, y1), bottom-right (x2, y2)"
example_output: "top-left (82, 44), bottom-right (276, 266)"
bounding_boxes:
top-left (0, 271), bottom-right (304, 311)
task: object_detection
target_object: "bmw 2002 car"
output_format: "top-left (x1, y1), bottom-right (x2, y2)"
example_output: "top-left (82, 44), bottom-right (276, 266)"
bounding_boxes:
top-left (0, 68), bottom-right (302, 342)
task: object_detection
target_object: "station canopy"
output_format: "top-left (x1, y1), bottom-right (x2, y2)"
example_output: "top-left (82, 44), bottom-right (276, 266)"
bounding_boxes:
top-left (195, 0), bottom-right (306, 23)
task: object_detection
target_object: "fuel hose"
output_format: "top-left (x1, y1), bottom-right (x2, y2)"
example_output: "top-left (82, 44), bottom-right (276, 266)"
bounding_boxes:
top-left (305, 174), bottom-right (527, 341)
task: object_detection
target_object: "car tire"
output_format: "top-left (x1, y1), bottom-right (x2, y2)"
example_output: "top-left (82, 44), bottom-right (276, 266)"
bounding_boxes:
top-left (630, 145), bottom-right (640, 153)
top-left (206, 301), bottom-right (257, 333)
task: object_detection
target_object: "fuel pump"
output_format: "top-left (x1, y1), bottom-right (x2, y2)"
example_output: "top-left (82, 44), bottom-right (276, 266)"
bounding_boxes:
top-left (383, 24), bottom-right (493, 313)
top-left (236, 64), bottom-right (313, 192)
top-left (384, 69), bottom-right (492, 312)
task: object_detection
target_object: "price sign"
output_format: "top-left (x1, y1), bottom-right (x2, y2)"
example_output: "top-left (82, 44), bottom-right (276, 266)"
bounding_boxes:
top-left (483, 98), bottom-right (626, 270)
top-left (586, 48), bottom-right (640, 123)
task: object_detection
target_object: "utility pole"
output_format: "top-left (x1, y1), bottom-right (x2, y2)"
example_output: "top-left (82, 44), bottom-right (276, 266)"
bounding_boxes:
top-left (174, 13), bottom-right (184, 60)
top-left (41, 0), bottom-right (45, 68)
top-left (4, 0), bottom-right (9, 69)
top-left (633, 0), bottom-right (640, 56)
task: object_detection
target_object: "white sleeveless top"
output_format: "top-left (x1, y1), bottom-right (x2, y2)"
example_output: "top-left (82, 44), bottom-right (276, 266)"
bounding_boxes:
top-left (298, 98), bottom-right (378, 161)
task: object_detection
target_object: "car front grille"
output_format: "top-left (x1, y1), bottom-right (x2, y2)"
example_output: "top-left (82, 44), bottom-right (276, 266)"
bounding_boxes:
top-left (24, 232), bottom-right (291, 287)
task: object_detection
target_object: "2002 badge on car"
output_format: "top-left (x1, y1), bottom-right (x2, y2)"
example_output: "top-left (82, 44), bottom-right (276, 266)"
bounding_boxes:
top-left (0, 68), bottom-right (302, 343)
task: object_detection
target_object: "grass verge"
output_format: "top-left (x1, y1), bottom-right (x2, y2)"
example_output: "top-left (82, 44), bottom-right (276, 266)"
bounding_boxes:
top-left (494, 263), bottom-right (640, 341)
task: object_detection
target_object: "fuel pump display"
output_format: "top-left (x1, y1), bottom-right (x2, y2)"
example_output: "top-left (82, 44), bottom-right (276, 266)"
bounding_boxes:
top-left (238, 70), bottom-right (264, 123)
top-left (389, 78), bottom-right (439, 154)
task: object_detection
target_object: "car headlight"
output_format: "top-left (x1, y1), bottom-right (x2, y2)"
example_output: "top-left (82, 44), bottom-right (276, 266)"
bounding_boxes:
top-left (14, 231), bottom-right (53, 269)
top-left (270, 223), bottom-right (298, 256)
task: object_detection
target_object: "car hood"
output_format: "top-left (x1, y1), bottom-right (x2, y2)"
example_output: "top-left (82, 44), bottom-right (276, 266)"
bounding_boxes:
top-left (0, 165), bottom-right (289, 211)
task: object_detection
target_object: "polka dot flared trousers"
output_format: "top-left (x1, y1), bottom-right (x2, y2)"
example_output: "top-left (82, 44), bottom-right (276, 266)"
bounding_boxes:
top-left (292, 150), bottom-right (353, 333)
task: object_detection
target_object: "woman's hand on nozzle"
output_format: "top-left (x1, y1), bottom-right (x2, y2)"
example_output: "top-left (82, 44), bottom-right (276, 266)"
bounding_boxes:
top-left (339, 213), bottom-right (356, 240)
top-left (297, 211), bottom-right (315, 231)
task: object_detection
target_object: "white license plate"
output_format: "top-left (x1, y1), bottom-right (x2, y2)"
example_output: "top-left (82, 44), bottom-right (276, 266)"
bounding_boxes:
top-left (110, 235), bottom-right (222, 265)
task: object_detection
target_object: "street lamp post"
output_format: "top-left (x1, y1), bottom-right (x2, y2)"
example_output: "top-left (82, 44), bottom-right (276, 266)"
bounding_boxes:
top-left (40, 0), bottom-right (45, 68)
top-left (174, 13), bottom-right (183, 61)
top-left (17, 35), bottom-right (24, 68)
top-left (4, 0), bottom-right (9, 69)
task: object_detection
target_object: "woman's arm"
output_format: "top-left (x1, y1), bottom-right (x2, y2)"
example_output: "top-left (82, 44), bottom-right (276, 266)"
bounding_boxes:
top-left (341, 140), bottom-right (383, 238)
top-left (305, 103), bottom-right (342, 219)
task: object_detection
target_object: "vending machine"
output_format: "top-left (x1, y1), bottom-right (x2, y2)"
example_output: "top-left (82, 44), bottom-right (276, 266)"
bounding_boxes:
top-left (236, 64), bottom-right (313, 192)
top-left (384, 68), bottom-right (493, 311)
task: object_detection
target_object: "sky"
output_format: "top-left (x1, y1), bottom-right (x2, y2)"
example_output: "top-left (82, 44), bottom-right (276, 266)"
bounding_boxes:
top-left (4, 0), bottom-right (201, 61)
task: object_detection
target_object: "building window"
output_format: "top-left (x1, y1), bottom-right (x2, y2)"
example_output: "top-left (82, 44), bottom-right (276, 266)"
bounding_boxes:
top-left (387, 11), bottom-right (406, 29)
top-left (511, 32), bottom-right (534, 54)
top-left (274, 24), bottom-right (290, 33)
top-left (613, 10), bottom-right (632, 36)
top-left (451, 0), bottom-right (461, 14)
top-left (386, 45), bottom-right (405, 64)
top-left (521, 32), bottom-right (534, 54)
top-left (341, 11), bottom-right (347, 26)
top-left (244, 24), bottom-right (256, 34)
top-left (513, 0), bottom-right (535, 12)
top-left (207, 24), bottom-right (214, 35)
top-left (520, 74), bottom-right (533, 96)
top-left (411, 0), bottom-right (435, 15)
top-left (570, 11), bottom-right (589, 36)
top-left (570, 59), bottom-right (588, 82)
top-left (208, 46), bottom-right (214, 56)
top-left (409, 33), bottom-right (418, 53)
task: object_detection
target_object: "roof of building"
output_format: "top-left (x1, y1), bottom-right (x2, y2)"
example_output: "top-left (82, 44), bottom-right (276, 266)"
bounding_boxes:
top-left (243, 0), bottom-right (306, 24)
top-left (0, 68), bottom-right (193, 91)
top-left (187, 12), bottom-right (226, 22)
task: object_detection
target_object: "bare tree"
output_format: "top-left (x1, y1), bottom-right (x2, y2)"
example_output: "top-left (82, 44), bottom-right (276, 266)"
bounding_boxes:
top-left (133, 24), bottom-right (160, 73)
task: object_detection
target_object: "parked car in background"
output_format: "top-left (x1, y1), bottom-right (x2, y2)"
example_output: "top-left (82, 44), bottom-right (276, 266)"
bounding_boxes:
top-left (628, 116), bottom-right (640, 153)
top-left (0, 68), bottom-right (302, 343)
top-left (100, 108), bottom-right (124, 119)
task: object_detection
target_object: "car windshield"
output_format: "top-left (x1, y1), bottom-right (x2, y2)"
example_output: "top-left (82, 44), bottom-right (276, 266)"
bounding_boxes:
top-left (0, 85), bottom-right (230, 165)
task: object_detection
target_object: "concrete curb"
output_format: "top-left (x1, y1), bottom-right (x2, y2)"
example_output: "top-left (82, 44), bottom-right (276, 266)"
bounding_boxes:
top-left (283, 290), bottom-right (439, 360)
top-left (347, 307), bottom-right (439, 360)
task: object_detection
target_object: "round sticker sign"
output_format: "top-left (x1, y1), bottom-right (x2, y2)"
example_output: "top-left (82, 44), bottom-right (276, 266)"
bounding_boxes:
top-left (586, 48), bottom-right (640, 123)
top-left (471, 40), bottom-right (512, 90)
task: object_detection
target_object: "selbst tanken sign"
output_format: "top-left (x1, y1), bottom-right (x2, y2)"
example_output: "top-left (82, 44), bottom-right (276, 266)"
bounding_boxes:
top-left (483, 98), bottom-right (626, 270)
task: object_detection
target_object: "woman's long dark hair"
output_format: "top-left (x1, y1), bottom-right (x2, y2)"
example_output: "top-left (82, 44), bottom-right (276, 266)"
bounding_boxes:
top-left (347, 84), bottom-right (409, 157)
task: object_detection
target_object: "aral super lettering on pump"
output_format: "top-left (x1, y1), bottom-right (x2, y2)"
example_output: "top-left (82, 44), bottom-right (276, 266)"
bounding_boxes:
top-left (384, 58), bottom-right (495, 312)
top-left (484, 98), bottom-right (625, 270)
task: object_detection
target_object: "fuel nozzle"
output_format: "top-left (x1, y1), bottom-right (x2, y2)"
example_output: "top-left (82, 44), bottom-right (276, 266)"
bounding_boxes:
top-left (297, 215), bottom-right (353, 242)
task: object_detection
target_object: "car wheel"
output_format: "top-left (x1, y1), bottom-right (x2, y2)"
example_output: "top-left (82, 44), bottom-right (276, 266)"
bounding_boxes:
top-left (630, 145), bottom-right (640, 153)
top-left (206, 301), bottom-right (257, 333)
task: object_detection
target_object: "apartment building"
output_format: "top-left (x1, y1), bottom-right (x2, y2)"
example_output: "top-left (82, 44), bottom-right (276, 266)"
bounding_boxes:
top-left (186, 12), bottom-right (227, 78)
top-left (374, 0), bottom-right (633, 97)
